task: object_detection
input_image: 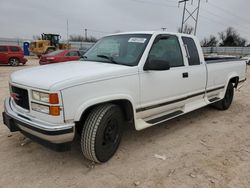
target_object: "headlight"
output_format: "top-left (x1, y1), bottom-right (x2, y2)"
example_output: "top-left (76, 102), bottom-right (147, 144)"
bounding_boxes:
top-left (31, 102), bottom-right (50, 114)
top-left (31, 102), bottom-right (61, 116)
top-left (32, 90), bottom-right (59, 104)
top-left (40, 92), bottom-right (50, 103)
top-left (46, 57), bottom-right (55, 60)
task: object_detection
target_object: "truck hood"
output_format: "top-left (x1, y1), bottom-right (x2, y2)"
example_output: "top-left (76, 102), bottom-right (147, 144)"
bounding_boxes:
top-left (10, 61), bottom-right (138, 90)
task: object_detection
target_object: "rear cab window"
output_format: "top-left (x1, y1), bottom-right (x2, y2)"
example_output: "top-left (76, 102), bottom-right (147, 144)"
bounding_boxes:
top-left (0, 46), bottom-right (8, 52)
top-left (182, 37), bottom-right (200, 66)
top-left (148, 34), bottom-right (184, 68)
top-left (9, 46), bottom-right (21, 52)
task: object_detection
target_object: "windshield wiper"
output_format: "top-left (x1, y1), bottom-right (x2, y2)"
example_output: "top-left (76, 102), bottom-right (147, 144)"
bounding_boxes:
top-left (80, 55), bottom-right (88, 59)
top-left (97, 54), bottom-right (118, 64)
top-left (80, 55), bottom-right (88, 61)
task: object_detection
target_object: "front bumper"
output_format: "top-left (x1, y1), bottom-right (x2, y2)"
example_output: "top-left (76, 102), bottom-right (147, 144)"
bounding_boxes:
top-left (2, 97), bottom-right (75, 151)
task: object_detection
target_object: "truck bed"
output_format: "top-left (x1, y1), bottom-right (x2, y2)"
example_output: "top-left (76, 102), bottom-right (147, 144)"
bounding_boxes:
top-left (205, 57), bottom-right (242, 64)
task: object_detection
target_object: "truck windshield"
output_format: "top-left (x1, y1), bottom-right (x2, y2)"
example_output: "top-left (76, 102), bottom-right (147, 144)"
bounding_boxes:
top-left (83, 34), bottom-right (152, 66)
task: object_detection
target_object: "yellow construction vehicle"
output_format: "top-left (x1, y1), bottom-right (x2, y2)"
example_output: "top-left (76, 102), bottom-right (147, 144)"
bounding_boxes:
top-left (29, 33), bottom-right (71, 58)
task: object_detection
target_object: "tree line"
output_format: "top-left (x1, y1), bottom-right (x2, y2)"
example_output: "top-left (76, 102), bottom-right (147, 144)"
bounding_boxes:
top-left (70, 26), bottom-right (248, 47)
top-left (179, 25), bottom-right (249, 47)
top-left (69, 35), bottom-right (98, 42)
top-left (32, 35), bottom-right (98, 42)
top-left (33, 26), bottom-right (248, 46)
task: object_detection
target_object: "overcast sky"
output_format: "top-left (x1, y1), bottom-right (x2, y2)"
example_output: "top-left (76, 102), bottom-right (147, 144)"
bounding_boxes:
top-left (0, 0), bottom-right (250, 41)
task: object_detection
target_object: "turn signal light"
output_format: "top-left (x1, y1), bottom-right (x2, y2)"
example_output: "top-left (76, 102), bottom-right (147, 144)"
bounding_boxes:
top-left (49, 93), bottom-right (59, 104)
top-left (50, 106), bottom-right (60, 116)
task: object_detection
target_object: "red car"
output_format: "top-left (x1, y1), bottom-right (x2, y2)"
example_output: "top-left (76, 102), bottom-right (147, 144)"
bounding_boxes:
top-left (0, 45), bottom-right (27, 66)
top-left (39, 50), bottom-right (83, 65)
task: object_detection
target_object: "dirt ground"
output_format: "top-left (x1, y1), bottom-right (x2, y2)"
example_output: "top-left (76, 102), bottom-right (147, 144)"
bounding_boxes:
top-left (0, 58), bottom-right (250, 188)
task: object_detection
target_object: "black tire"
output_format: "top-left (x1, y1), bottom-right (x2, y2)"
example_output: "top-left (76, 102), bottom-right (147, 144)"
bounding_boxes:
top-left (81, 104), bottom-right (124, 163)
top-left (9, 58), bottom-right (20, 66)
top-left (212, 82), bottom-right (234, 110)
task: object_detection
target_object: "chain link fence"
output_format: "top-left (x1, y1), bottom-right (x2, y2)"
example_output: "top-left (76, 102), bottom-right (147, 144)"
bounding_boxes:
top-left (203, 47), bottom-right (250, 56)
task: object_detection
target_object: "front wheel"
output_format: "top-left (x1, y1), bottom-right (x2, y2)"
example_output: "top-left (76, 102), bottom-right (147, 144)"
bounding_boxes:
top-left (81, 104), bottom-right (124, 163)
top-left (212, 82), bottom-right (234, 110)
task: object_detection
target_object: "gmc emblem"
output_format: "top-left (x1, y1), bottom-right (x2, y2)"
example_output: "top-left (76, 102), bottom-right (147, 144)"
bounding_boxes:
top-left (11, 93), bottom-right (20, 101)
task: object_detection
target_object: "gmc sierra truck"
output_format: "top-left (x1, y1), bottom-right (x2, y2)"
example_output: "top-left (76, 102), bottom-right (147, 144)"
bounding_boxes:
top-left (2, 31), bottom-right (247, 163)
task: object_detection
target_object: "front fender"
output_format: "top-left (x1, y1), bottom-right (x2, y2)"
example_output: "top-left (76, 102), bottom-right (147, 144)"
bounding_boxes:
top-left (74, 94), bottom-right (136, 122)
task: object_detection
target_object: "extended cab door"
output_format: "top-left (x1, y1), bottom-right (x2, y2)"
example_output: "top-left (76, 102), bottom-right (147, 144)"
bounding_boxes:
top-left (181, 36), bottom-right (207, 108)
top-left (139, 34), bottom-right (191, 118)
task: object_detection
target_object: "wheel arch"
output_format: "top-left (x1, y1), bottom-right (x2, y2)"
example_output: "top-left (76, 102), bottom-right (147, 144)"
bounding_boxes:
top-left (8, 56), bottom-right (20, 62)
top-left (226, 73), bottom-right (239, 89)
top-left (221, 73), bottom-right (239, 99)
top-left (74, 96), bottom-right (136, 131)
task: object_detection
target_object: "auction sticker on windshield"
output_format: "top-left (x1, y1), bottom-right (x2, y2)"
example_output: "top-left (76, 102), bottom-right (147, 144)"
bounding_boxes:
top-left (128, 38), bottom-right (147, 43)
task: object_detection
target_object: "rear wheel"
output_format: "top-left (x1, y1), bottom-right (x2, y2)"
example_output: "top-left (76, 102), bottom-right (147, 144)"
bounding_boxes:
top-left (9, 58), bottom-right (20, 66)
top-left (212, 82), bottom-right (234, 110)
top-left (81, 104), bottom-right (124, 163)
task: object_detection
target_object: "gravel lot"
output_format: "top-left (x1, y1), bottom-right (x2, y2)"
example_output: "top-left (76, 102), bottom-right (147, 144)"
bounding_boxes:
top-left (0, 58), bottom-right (250, 188)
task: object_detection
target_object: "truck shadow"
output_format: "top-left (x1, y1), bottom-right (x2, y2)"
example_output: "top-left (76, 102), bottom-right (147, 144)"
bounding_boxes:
top-left (62, 106), bottom-right (218, 166)
top-left (15, 103), bottom-right (240, 170)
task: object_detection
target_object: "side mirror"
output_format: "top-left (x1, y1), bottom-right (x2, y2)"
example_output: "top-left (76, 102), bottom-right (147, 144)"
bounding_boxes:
top-left (144, 59), bottom-right (170, 71)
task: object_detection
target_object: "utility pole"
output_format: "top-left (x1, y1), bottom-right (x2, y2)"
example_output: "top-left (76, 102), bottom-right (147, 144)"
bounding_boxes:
top-left (84, 29), bottom-right (88, 41)
top-left (66, 19), bottom-right (69, 47)
top-left (178, 0), bottom-right (207, 35)
top-left (179, 0), bottom-right (188, 33)
top-left (194, 0), bottom-right (201, 35)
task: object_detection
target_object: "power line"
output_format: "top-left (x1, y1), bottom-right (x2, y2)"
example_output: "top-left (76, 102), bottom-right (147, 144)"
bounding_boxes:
top-left (129, 0), bottom-right (179, 8)
top-left (208, 1), bottom-right (250, 24)
top-left (199, 15), bottom-right (250, 36)
top-left (200, 7), bottom-right (250, 32)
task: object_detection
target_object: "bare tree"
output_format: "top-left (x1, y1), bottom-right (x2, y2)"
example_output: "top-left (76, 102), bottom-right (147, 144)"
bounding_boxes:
top-left (178, 24), bottom-right (194, 35)
top-left (88, 36), bottom-right (98, 42)
top-left (69, 35), bottom-right (84, 42)
top-left (201, 35), bottom-right (218, 47)
top-left (219, 27), bottom-right (247, 47)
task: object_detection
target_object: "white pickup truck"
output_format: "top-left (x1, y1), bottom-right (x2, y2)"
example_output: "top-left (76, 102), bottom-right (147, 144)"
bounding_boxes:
top-left (3, 31), bottom-right (247, 163)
